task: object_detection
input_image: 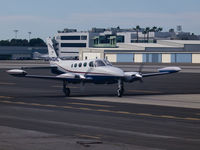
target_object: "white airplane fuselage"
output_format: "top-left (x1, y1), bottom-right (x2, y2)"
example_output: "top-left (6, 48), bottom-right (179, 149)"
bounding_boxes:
top-left (50, 58), bottom-right (124, 84)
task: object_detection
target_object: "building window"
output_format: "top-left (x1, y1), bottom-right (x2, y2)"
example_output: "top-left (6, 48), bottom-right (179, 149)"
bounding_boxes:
top-left (117, 54), bottom-right (134, 62)
top-left (81, 36), bottom-right (87, 40)
top-left (83, 62), bottom-right (87, 67)
top-left (61, 36), bottom-right (80, 40)
top-left (85, 56), bottom-right (87, 60)
top-left (61, 43), bottom-right (86, 47)
top-left (143, 53), bottom-right (161, 63)
top-left (171, 53), bottom-right (192, 63)
top-left (79, 63), bottom-right (82, 67)
top-left (116, 36), bottom-right (124, 43)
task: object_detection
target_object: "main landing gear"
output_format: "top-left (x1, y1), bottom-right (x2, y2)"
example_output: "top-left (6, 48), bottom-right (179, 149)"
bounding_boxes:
top-left (63, 80), bottom-right (70, 97)
top-left (117, 79), bottom-right (124, 97)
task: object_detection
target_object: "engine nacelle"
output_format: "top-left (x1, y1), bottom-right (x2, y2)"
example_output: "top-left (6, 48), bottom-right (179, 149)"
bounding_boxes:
top-left (56, 73), bottom-right (78, 79)
top-left (158, 67), bottom-right (181, 73)
top-left (124, 72), bottom-right (142, 82)
top-left (7, 69), bottom-right (27, 77)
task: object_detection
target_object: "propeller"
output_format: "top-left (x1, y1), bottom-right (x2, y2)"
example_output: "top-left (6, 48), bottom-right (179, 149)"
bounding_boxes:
top-left (137, 63), bottom-right (144, 83)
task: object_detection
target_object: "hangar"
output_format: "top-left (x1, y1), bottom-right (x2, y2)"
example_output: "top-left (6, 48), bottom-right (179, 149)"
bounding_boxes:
top-left (79, 40), bottom-right (200, 63)
top-left (0, 46), bottom-right (47, 60)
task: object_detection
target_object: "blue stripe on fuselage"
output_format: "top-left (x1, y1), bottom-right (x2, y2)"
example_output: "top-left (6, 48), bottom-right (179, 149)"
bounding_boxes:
top-left (51, 67), bottom-right (119, 84)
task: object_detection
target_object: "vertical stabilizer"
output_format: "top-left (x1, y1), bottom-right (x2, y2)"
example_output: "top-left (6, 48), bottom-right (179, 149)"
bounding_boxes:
top-left (46, 37), bottom-right (57, 58)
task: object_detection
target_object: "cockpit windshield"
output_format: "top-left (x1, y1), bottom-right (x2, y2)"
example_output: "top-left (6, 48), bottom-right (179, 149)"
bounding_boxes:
top-left (95, 60), bottom-right (106, 67)
top-left (95, 59), bottom-right (112, 67)
top-left (103, 59), bottom-right (112, 66)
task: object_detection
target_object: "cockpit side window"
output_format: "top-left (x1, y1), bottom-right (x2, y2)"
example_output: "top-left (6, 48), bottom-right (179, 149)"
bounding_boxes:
top-left (89, 61), bottom-right (94, 67)
top-left (95, 60), bottom-right (106, 67)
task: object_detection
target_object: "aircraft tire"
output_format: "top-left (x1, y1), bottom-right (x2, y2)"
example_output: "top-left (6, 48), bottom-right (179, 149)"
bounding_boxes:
top-left (117, 89), bottom-right (123, 97)
top-left (64, 88), bottom-right (70, 97)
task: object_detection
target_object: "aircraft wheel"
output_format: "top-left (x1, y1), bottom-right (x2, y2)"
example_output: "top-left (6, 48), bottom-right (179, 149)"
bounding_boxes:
top-left (64, 88), bottom-right (70, 97)
top-left (117, 89), bottom-right (123, 97)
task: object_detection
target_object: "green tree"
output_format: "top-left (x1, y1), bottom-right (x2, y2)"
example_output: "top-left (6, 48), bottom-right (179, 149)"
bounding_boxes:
top-left (151, 26), bottom-right (157, 32)
top-left (0, 40), bottom-right (10, 46)
top-left (135, 25), bottom-right (141, 43)
top-left (29, 38), bottom-right (46, 47)
top-left (142, 30), bottom-right (147, 42)
top-left (156, 27), bottom-right (163, 32)
top-left (145, 27), bottom-right (150, 42)
top-left (10, 39), bottom-right (29, 46)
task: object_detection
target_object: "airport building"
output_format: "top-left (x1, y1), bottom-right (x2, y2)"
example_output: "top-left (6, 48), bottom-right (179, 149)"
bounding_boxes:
top-left (55, 28), bottom-right (99, 58)
top-left (54, 28), bottom-right (155, 58)
top-left (55, 28), bottom-right (200, 64)
top-left (79, 40), bottom-right (200, 63)
top-left (0, 46), bottom-right (47, 60)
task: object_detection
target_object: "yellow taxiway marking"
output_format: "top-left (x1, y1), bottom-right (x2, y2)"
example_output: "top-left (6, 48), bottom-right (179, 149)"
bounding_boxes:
top-left (184, 117), bottom-right (200, 121)
top-left (160, 115), bottom-right (179, 119)
top-left (0, 96), bottom-right (13, 99)
top-left (0, 82), bottom-right (16, 85)
top-left (75, 134), bottom-right (101, 139)
top-left (115, 111), bottom-right (133, 115)
top-left (1, 100), bottom-right (13, 103)
top-left (127, 90), bottom-right (162, 94)
top-left (136, 113), bottom-right (156, 117)
top-left (0, 100), bottom-right (200, 121)
top-left (68, 102), bottom-right (112, 108)
top-left (29, 103), bottom-right (43, 106)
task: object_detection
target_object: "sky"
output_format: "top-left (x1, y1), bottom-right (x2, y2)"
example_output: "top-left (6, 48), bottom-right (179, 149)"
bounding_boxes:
top-left (0, 0), bottom-right (200, 40)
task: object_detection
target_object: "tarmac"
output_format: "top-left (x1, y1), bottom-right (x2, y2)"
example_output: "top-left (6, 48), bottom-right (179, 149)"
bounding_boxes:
top-left (0, 61), bottom-right (200, 150)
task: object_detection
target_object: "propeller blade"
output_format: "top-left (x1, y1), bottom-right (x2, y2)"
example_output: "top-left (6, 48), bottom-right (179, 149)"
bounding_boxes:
top-left (138, 63), bottom-right (144, 83)
top-left (138, 63), bottom-right (144, 74)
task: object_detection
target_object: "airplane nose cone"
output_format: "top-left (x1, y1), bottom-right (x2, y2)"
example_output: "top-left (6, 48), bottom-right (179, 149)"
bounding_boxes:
top-left (109, 67), bottom-right (124, 77)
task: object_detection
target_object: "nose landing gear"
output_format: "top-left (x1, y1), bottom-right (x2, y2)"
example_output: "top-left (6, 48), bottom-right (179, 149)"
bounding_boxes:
top-left (117, 79), bottom-right (124, 97)
top-left (63, 80), bottom-right (70, 97)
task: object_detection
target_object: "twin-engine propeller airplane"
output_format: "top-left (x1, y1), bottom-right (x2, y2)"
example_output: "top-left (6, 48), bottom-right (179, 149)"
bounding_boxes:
top-left (7, 38), bottom-right (181, 97)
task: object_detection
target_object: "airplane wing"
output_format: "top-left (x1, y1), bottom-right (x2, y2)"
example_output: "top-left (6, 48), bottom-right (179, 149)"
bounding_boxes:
top-left (142, 67), bottom-right (181, 77)
top-left (20, 66), bottom-right (57, 69)
top-left (124, 67), bottom-right (181, 82)
top-left (6, 69), bottom-right (92, 82)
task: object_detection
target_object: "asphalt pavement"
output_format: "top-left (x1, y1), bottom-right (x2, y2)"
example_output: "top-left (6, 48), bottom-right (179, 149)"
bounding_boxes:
top-left (0, 65), bottom-right (200, 150)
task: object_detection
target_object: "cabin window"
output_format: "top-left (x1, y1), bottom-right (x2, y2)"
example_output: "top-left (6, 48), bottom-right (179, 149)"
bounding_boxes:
top-left (74, 63), bottom-right (77, 67)
top-left (89, 61), bottom-right (94, 67)
top-left (71, 64), bottom-right (73, 68)
top-left (83, 62), bottom-right (87, 67)
top-left (79, 63), bottom-right (82, 67)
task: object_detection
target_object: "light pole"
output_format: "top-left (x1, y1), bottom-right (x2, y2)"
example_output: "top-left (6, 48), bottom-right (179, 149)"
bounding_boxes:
top-left (28, 32), bottom-right (31, 42)
top-left (14, 30), bottom-right (19, 39)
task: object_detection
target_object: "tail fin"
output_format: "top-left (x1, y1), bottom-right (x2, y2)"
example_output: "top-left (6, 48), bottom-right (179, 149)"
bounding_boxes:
top-left (46, 37), bottom-right (58, 58)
